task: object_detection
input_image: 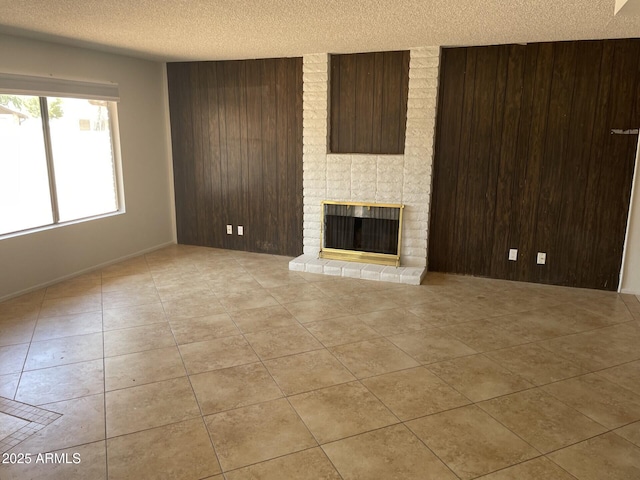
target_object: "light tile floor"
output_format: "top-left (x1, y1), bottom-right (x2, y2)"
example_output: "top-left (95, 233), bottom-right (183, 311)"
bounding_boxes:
top-left (0, 244), bottom-right (640, 479)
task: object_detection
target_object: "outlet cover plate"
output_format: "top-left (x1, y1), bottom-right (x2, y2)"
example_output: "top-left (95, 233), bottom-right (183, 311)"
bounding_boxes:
top-left (537, 252), bottom-right (546, 265)
top-left (226, 225), bottom-right (232, 235)
top-left (509, 248), bottom-right (518, 261)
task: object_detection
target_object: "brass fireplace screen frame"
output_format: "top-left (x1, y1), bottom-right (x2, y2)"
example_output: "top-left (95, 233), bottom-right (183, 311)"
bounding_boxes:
top-left (319, 200), bottom-right (404, 267)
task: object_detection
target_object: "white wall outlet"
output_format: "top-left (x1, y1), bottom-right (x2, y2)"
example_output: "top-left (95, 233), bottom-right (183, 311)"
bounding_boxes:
top-left (537, 252), bottom-right (547, 265)
top-left (226, 225), bottom-right (232, 235)
top-left (237, 225), bottom-right (244, 236)
top-left (508, 248), bottom-right (518, 261)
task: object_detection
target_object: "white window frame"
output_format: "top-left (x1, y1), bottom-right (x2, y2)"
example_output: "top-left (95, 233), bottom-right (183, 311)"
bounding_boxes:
top-left (0, 73), bottom-right (125, 239)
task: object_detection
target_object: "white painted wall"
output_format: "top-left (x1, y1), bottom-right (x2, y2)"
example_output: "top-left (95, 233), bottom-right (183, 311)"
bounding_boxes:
top-left (0, 34), bottom-right (175, 300)
top-left (621, 141), bottom-right (640, 294)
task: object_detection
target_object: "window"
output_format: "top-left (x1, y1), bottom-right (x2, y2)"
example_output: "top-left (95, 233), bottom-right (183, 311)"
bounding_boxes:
top-left (0, 74), bottom-right (122, 237)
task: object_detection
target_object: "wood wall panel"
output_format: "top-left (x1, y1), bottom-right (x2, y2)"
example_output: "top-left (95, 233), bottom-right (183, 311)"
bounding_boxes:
top-left (167, 57), bottom-right (303, 256)
top-left (430, 39), bottom-right (640, 290)
top-left (330, 51), bottom-right (409, 154)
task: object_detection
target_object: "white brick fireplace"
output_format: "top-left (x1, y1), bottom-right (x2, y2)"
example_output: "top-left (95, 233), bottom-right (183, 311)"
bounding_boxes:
top-left (289, 48), bottom-right (440, 284)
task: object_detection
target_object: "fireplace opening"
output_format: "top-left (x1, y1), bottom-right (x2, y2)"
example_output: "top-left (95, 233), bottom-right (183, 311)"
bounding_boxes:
top-left (325, 216), bottom-right (399, 254)
top-left (320, 201), bottom-right (404, 266)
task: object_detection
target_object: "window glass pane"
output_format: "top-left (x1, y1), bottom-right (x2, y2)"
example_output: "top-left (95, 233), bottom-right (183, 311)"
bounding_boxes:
top-left (0, 94), bottom-right (53, 235)
top-left (48, 97), bottom-right (118, 222)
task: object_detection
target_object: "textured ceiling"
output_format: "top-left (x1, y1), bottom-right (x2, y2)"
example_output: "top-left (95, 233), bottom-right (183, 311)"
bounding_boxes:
top-left (1, 0), bottom-right (640, 61)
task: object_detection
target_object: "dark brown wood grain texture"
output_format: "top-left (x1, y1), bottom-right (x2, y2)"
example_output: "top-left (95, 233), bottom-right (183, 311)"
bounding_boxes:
top-left (330, 51), bottom-right (409, 154)
top-left (429, 40), bottom-right (640, 290)
top-left (167, 57), bottom-right (303, 256)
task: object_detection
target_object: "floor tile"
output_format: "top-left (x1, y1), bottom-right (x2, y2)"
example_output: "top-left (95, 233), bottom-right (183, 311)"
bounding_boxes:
top-left (441, 319), bottom-right (527, 352)
top-left (357, 308), bottom-right (430, 336)
top-left (335, 292), bottom-right (399, 315)
top-left (32, 311), bottom-right (103, 341)
top-left (305, 316), bottom-right (380, 347)
top-left (407, 405), bottom-right (539, 480)
top-left (205, 398), bottom-right (316, 471)
top-left (16, 359), bottom-right (104, 405)
top-left (39, 294), bottom-right (102, 318)
top-left (225, 448), bottom-right (340, 480)
top-left (104, 322), bottom-right (175, 357)
top-left (190, 363), bottom-right (282, 415)
top-left (542, 373), bottom-right (640, 429)
top-left (597, 360), bottom-right (640, 395)
top-left (230, 305), bottom-right (298, 334)
top-left (379, 285), bottom-right (441, 307)
top-left (475, 456), bottom-right (577, 480)
top-left (0, 319), bottom-right (37, 346)
top-left (313, 279), bottom-right (372, 297)
top-left (388, 328), bottom-right (477, 364)
top-left (361, 366), bottom-right (470, 420)
top-left (427, 354), bottom-right (533, 402)
top-left (578, 296), bottom-right (635, 323)
top-left (24, 332), bottom-right (103, 370)
top-left (0, 373), bottom-right (20, 398)
top-left (102, 285), bottom-right (160, 310)
top-left (289, 382), bottom-right (398, 444)
top-left (264, 349), bottom-right (355, 395)
top-left (283, 298), bottom-right (348, 323)
top-left (179, 335), bottom-right (258, 374)
top-left (44, 273), bottom-right (101, 299)
top-left (156, 284), bottom-right (216, 304)
top-left (107, 418), bottom-right (221, 479)
top-left (244, 324), bottom-right (323, 360)
top-left (267, 282), bottom-right (326, 304)
top-left (539, 323), bottom-right (640, 370)
top-left (217, 290), bottom-right (279, 313)
top-left (11, 394), bottom-right (105, 453)
top-left (322, 424), bottom-right (457, 480)
top-left (105, 346), bottom-right (187, 390)
top-left (101, 257), bottom-right (150, 278)
top-left (3, 248), bottom-right (640, 478)
top-left (407, 300), bottom-right (488, 326)
top-left (0, 304), bottom-right (39, 325)
top-left (479, 388), bottom-right (606, 453)
top-left (251, 271), bottom-right (306, 289)
top-left (0, 441), bottom-right (107, 480)
top-left (329, 338), bottom-right (419, 378)
top-left (101, 272), bottom-right (155, 292)
top-left (169, 313), bottom-right (240, 345)
top-left (105, 377), bottom-right (200, 437)
top-left (615, 421), bottom-right (640, 447)
top-left (548, 433), bottom-right (640, 480)
top-left (485, 343), bottom-right (587, 385)
top-left (102, 302), bottom-right (166, 330)
top-left (208, 275), bottom-right (264, 295)
top-left (161, 299), bottom-right (227, 319)
top-left (0, 343), bottom-right (28, 375)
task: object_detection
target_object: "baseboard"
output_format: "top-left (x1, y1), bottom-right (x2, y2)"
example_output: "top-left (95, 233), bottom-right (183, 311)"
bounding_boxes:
top-left (0, 241), bottom-right (176, 303)
top-left (620, 287), bottom-right (640, 295)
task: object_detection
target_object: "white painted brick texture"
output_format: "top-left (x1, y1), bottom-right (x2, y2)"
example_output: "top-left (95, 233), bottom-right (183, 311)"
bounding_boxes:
top-left (300, 49), bottom-right (440, 269)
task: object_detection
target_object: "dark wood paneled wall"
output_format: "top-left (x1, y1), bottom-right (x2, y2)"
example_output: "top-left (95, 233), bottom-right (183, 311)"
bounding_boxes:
top-left (429, 40), bottom-right (640, 290)
top-left (330, 51), bottom-right (409, 154)
top-left (167, 58), bottom-right (303, 256)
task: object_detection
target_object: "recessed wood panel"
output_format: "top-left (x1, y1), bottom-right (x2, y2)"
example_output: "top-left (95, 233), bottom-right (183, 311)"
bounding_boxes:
top-left (430, 39), bottom-right (640, 290)
top-left (167, 57), bottom-right (303, 256)
top-left (330, 51), bottom-right (409, 154)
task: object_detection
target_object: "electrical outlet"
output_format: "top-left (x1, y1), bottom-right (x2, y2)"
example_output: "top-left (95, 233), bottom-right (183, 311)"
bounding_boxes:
top-left (238, 225), bottom-right (244, 236)
top-left (226, 225), bottom-right (232, 235)
top-left (508, 248), bottom-right (518, 261)
top-left (537, 252), bottom-right (547, 265)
